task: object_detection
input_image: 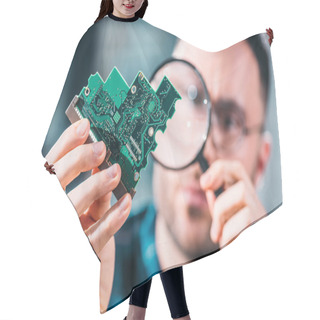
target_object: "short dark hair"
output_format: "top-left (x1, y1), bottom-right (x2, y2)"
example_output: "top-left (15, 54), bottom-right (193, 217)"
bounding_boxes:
top-left (95, 0), bottom-right (148, 23)
top-left (246, 34), bottom-right (270, 111)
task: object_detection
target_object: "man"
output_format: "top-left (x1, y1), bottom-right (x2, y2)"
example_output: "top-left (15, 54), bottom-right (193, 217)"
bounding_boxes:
top-left (153, 35), bottom-right (272, 269)
top-left (110, 33), bottom-right (277, 309)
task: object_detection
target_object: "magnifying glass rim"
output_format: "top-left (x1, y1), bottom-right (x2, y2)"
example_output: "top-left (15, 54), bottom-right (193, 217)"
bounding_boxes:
top-left (149, 57), bottom-right (212, 171)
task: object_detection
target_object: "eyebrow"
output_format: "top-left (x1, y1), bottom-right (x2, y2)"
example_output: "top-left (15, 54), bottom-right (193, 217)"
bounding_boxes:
top-left (212, 99), bottom-right (246, 121)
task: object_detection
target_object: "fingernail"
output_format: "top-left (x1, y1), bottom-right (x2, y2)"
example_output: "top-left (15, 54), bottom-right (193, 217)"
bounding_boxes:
top-left (211, 227), bottom-right (217, 243)
top-left (120, 194), bottom-right (130, 210)
top-left (107, 164), bottom-right (118, 178)
top-left (200, 174), bottom-right (209, 187)
top-left (76, 119), bottom-right (88, 137)
top-left (92, 141), bottom-right (105, 156)
top-left (210, 225), bottom-right (217, 242)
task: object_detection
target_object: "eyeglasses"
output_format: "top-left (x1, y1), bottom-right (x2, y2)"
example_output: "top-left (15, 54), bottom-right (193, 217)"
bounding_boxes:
top-left (209, 99), bottom-right (265, 155)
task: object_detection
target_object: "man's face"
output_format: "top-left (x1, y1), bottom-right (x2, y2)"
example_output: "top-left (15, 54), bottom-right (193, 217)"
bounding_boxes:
top-left (153, 40), bottom-right (267, 258)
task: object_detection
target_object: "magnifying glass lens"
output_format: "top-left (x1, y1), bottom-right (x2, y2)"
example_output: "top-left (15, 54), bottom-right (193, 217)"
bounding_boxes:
top-left (151, 60), bottom-right (210, 169)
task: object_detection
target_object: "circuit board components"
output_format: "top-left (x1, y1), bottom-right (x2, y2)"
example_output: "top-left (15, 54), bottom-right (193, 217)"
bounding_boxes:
top-left (65, 67), bottom-right (181, 200)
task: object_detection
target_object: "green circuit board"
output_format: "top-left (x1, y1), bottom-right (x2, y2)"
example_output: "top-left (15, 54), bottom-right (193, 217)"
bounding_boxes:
top-left (65, 67), bottom-right (181, 200)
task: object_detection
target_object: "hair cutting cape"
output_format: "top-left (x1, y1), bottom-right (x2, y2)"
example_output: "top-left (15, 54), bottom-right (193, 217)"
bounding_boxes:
top-left (41, 13), bottom-right (282, 313)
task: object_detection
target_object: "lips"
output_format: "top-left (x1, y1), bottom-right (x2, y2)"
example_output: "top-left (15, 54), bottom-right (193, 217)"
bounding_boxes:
top-left (181, 186), bottom-right (208, 209)
top-left (123, 4), bottom-right (134, 9)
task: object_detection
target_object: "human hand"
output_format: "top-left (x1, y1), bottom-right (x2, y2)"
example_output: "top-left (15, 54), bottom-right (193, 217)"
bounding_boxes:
top-left (200, 159), bottom-right (266, 247)
top-left (44, 118), bottom-right (132, 258)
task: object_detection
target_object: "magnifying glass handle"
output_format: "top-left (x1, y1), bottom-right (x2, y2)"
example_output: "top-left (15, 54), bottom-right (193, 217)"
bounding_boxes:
top-left (198, 153), bottom-right (224, 198)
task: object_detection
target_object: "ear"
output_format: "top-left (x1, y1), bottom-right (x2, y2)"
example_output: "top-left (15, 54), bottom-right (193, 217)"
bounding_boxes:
top-left (254, 130), bottom-right (272, 188)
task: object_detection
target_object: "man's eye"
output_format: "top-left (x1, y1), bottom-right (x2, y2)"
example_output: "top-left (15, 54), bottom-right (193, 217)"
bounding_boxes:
top-left (222, 115), bottom-right (236, 130)
top-left (217, 114), bottom-right (238, 132)
top-left (187, 85), bottom-right (204, 105)
top-left (187, 84), bottom-right (197, 101)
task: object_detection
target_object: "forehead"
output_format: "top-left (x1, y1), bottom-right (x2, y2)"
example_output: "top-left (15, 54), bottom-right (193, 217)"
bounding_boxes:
top-left (172, 40), bottom-right (264, 122)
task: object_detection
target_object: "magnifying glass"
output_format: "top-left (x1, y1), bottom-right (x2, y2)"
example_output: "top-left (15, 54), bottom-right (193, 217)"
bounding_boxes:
top-left (150, 58), bottom-right (223, 197)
